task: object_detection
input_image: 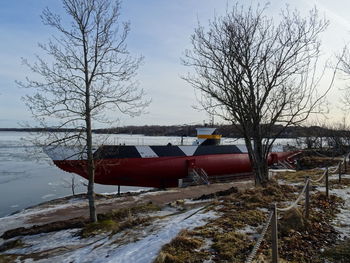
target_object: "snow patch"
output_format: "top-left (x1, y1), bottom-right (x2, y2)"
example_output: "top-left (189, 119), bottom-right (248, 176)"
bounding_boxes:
top-left (315, 185), bottom-right (350, 239)
top-left (100, 208), bottom-right (217, 263)
top-left (41, 194), bottom-right (56, 199)
top-left (329, 188), bottom-right (350, 239)
top-left (7, 207), bottom-right (217, 263)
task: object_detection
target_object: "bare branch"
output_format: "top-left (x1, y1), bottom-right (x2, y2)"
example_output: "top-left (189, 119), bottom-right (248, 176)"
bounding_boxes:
top-left (20, 0), bottom-right (149, 222)
top-left (183, 3), bottom-right (333, 185)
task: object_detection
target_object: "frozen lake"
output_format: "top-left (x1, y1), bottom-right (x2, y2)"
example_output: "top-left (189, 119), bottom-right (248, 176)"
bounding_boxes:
top-left (0, 132), bottom-right (156, 217)
top-left (0, 131), bottom-right (297, 217)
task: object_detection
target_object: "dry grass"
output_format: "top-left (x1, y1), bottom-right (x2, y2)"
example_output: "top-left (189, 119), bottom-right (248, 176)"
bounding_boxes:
top-left (80, 219), bottom-right (119, 238)
top-left (277, 169), bottom-right (324, 183)
top-left (310, 192), bottom-right (344, 220)
top-left (81, 216), bottom-right (152, 238)
top-left (80, 202), bottom-right (160, 238)
top-left (0, 254), bottom-right (19, 263)
top-left (1, 202), bottom-right (160, 241)
top-left (97, 201), bottom-right (160, 221)
top-left (2, 156), bottom-right (348, 262)
top-left (330, 177), bottom-right (350, 188)
top-left (229, 181), bottom-right (298, 209)
top-left (212, 231), bottom-right (252, 262)
top-left (154, 180), bottom-right (299, 262)
top-left (278, 208), bottom-right (305, 235)
top-left (1, 217), bottom-right (88, 240)
top-left (154, 230), bottom-right (208, 263)
top-left (154, 170), bottom-right (348, 263)
top-left (323, 239), bottom-right (350, 263)
top-left (272, 191), bottom-right (343, 262)
top-left (0, 239), bottom-right (25, 252)
top-left (298, 156), bottom-right (341, 169)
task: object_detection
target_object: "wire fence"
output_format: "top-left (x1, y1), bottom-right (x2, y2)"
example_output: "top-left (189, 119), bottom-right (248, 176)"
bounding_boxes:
top-left (245, 156), bottom-right (348, 263)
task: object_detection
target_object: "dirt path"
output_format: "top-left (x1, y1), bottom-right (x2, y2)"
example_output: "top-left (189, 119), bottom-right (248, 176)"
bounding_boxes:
top-left (24, 181), bottom-right (252, 225)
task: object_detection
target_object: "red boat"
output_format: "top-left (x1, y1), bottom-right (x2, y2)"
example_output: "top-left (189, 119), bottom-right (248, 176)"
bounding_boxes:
top-left (45, 128), bottom-right (299, 188)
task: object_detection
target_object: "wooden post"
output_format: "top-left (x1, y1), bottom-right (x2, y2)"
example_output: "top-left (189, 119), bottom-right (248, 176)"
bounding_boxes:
top-left (305, 177), bottom-right (310, 220)
top-left (344, 156), bottom-right (347, 173)
top-left (325, 167), bottom-right (329, 199)
top-left (118, 185), bottom-right (120, 196)
top-left (271, 203), bottom-right (278, 263)
top-left (178, 179), bottom-right (183, 187)
top-left (339, 162), bottom-right (342, 183)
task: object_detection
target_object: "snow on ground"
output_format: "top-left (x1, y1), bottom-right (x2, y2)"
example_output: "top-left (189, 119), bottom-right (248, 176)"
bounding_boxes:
top-left (6, 229), bottom-right (83, 255)
top-left (313, 173), bottom-right (350, 239)
top-left (0, 189), bottom-right (156, 241)
top-left (100, 208), bottom-right (217, 263)
top-left (236, 225), bottom-right (259, 236)
top-left (278, 171), bottom-right (350, 240)
top-left (4, 206), bottom-right (217, 263)
top-left (328, 173), bottom-right (350, 180)
top-left (2, 170), bottom-right (348, 262)
top-left (330, 187), bottom-right (350, 239)
top-left (316, 182), bottom-right (350, 240)
top-left (0, 198), bottom-right (87, 240)
top-left (140, 189), bottom-right (179, 196)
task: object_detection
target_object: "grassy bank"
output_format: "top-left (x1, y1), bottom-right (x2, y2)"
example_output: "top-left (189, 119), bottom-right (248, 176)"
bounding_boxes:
top-left (0, 162), bottom-right (349, 262)
top-left (154, 169), bottom-right (350, 263)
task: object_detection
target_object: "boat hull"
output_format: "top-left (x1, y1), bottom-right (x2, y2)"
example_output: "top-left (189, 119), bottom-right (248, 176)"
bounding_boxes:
top-left (52, 151), bottom-right (297, 188)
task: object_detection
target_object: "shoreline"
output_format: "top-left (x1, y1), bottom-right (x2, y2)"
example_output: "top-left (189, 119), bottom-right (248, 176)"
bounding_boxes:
top-left (0, 180), bottom-right (252, 236)
top-left (6, 188), bottom-right (158, 218)
top-left (0, 170), bottom-right (349, 262)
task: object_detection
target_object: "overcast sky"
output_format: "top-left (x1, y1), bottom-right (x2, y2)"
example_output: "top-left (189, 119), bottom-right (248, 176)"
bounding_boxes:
top-left (1, 0), bottom-right (350, 128)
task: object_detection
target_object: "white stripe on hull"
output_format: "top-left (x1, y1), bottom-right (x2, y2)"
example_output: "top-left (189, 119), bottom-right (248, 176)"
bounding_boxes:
top-left (178, 146), bottom-right (198, 156)
top-left (135, 146), bottom-right (158, 158)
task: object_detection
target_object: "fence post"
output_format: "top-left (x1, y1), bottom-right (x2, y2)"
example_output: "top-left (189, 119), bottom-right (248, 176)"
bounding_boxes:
top-left (305, 177), bottom-right (310, 220)
top-left (271, 203), bottom-right (278, 263)
top-left (325, 167), bottom-right (329, 199)
top-left (339, 162), bottom-right (342, 183)
top-left (344, 156), bottom-right (347, 173)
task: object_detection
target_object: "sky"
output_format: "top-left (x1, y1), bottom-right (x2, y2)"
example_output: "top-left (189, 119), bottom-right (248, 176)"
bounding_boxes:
top-left (1, 0), bottom-right (350, 128)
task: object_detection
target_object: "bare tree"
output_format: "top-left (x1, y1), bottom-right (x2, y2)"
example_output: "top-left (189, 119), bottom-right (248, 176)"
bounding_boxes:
top-left (62, 174), bottom-right (79, 196)
top-left (325, 120), bottom-right (350, 154)
top-left (332, 48), bottom-right (350, 153)
top-left (338, 46), bottom-right (350, 110)
top-left (183, 4), bottom-right (335, 185)
top-left (19, 0), bottom-right (149, 222)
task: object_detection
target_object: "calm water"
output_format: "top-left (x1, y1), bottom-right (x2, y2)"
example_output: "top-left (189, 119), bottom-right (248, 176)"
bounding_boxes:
top-left (0, 131), bottom-right (296, 217)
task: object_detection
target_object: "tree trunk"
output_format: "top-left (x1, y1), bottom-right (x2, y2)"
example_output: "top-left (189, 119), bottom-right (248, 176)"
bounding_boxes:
top-left (86, 111), bottom-right (97, 222)
top-left (21, 0), bottom-right (145, 224)
top-left (243, 136), bottom-right (268, 186)
top-left (252, 134), bottom-right (269, 186)
top-left (83, 24), bottom-right (97, 222)
top-left (85, 71), bottom-right (97, 222)
top-left (252, 155), bottom-right (269, 186)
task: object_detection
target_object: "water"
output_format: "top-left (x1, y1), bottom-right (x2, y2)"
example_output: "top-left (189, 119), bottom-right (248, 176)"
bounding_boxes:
top-left (0, 132), bottom-right (155, 217)
top-left (0, 131), bottom-right (297, 218)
